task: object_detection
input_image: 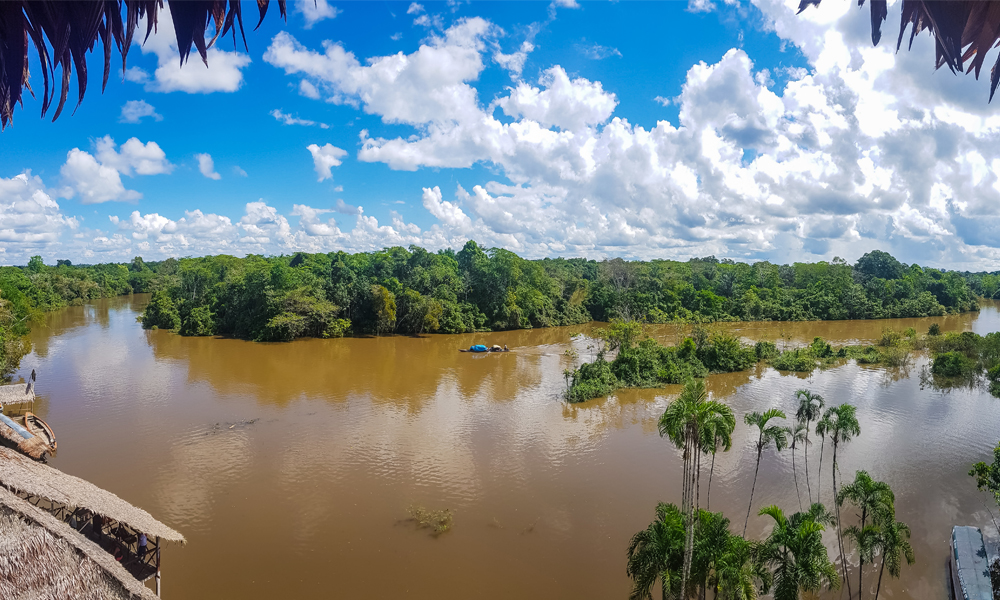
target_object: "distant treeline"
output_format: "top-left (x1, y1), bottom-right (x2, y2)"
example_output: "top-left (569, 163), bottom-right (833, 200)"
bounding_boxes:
top-left (0, 245), bottom-right (982, 377)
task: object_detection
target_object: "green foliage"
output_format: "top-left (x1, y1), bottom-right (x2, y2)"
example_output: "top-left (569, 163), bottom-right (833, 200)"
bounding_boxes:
top-left (758, 504), bottom-right (839, 600)
top-left (970, 442), bottom-right (1000, 511)
top-left (180, 305), bottom-right (214, 336)
top-left (754, 340), bottom-right (778, 360)
top-left (627, 503), bottom-right (769, 600)
top-left (566, 331), bottom-right (752, 401)
top-left (141, 290), bottom-right (181, 331)
top-left (771, 349), bottom-right (818, 372)
top-left (598, 318), bottom-right (644, 353)
top-left (928, 323), bottom-right (941, 336)
top-left (698, 332), bottom-right (758, 372)
top-left (932, 351), bottom-right (976, 377)
top-left (405, 505), bottom-right (453, 537)
top-left (566, 359), bottom-right (619, 403)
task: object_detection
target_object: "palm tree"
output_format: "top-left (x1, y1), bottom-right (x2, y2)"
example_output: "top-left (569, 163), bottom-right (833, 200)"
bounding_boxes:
top-left (838, 470), bottom-right (895, 599)
top-left (794, 390), bottom-right (825, 504)
top-left (759, 503), bottom-right (840, 600)
top-left (703, 405), bottom-right (737, 511)
top-left (660, 379), bottom-right (736, 597)
top-left (712, 535), bottom-right (771, 600)
top-left (627, 502), bottom-right (685, 600)
top-left (821, 404), bottom-right (862, 600)
top-left (873, 519), bottom-right (914, 600)
top-left (692, 509), bottom-right (733, 599)
top-left (743, 408), bottom-right (788, 536)
top-left (844, 524), bottom-right (879, 599)
top-left (786, 423), bottom-right (809, 512)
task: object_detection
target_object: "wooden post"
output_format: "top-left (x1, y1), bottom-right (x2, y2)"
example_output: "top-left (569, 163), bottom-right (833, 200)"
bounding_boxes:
top-left (155, 537), bottom-right (161, 597)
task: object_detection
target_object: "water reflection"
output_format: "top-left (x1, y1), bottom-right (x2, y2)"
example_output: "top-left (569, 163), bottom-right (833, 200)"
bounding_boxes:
top-left (9, 295), bottom-right (1000, 599)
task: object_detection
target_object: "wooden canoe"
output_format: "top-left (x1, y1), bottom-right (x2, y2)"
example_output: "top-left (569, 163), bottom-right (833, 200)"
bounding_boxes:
top-left (21, 412), bottom-right (56, 451)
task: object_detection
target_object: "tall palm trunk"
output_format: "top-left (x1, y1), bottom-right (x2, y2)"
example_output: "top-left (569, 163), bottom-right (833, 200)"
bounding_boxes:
top-left (874, 554), bottom-right (887, 600)
top-left (681, 425), bottom-right (695, 600)
top-left (803, 418), bottom-right (812, 504)
top-left (817, 436), bottom-right (825, 503)
top-left (744, 446), bottom-right (763, 536)
top-left (707, 450), bottom-right (716, 511)
top-left (858, 506), bottom-right (869, 600)
top-left (832, 442), bottom-right (852, 600)
top-left (792, 442), bottom-right (802, 511)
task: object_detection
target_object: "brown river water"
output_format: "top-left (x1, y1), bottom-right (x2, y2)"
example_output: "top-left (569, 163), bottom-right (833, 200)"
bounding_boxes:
top-left (9, 295), bottom-right (1000, 599)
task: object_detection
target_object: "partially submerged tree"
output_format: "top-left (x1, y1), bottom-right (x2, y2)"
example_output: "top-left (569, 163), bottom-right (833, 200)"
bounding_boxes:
top-left (794, 389), bottom-right (824, 504)
top-left (743, 408), bottom-right (788, 536)
top-left (659, 379), bottom-right (736, 599)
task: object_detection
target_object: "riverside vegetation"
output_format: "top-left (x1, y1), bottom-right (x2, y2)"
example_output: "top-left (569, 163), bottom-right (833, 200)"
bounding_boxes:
top-left (628, 380), bottom-right (914, 600)
top-left (0, 246), bottom-right (986, 381)
top-left (565, 320), bottom-right (1000, 402)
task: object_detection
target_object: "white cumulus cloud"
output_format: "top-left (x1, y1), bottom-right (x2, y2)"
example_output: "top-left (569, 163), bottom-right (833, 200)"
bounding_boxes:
top-left (307, 143), bottom-right (348, 181)
top-left (195, 154), bottom-right (222, 180)
top-left (59, 136), bottom-right (171, 204)
top-left (296, 0), bottom-right (340, 28)
top-left (138, 3), bottom-right (251, 94)
top-left (119, 100), bottom-right (162, 124)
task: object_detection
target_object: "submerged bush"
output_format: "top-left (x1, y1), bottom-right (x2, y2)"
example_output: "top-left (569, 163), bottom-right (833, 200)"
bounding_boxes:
top-left (932, 351), bottom-right (977, 377)
top-left (406, 505), bottom-right (453, 536)
top-left (567, 359), bottom-right (619, 403)
top-left (698, 333), bottom-right (757, 373)
top-left (754, 340), bottom-right (778, 360)
top-left (770, 349), bottom-right (816, 372)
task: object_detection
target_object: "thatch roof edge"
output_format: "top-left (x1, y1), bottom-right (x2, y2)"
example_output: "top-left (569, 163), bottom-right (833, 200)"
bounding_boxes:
top-left (0, 486), bottom-right (160, 600)
top-left (0, 447), bottom-right (185, 542)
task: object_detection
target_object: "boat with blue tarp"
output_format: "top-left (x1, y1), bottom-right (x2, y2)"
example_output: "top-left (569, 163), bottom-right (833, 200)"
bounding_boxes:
top-left (951, 525), bottom-right (993, 600)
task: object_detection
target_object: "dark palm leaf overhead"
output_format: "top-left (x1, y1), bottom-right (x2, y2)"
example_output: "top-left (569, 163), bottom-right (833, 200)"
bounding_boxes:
top-left (799, 0), bottom-right (1000, 101)
top-left (0, 0), bottom-right (286, 130)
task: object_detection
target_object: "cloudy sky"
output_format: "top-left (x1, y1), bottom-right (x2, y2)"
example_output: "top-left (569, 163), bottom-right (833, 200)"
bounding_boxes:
top-left (2, 0), bottom-right (1000, 269)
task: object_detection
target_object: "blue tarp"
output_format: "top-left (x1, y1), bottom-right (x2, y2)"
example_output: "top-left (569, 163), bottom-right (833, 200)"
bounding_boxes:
top-left (952, 526), bottom-right (993, 600)
top-left (469, 345), bottom-right (488, 352)
top-left (0, 413), bottom-right (33, 440)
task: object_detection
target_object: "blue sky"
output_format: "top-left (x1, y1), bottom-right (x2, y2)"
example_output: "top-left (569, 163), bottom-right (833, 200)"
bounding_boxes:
top-left (3, 0), bottom-right (1000, 269)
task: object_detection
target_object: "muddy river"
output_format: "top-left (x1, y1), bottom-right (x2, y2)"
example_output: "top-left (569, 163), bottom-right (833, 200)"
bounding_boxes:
top-left (10, 295), bottom-right (1000, 598)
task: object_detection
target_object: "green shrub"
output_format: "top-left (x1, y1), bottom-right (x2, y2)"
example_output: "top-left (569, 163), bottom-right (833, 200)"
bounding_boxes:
top-left (928, 323), bottom-right (941, 336)
top-left (880, 346), bottom-right (910, 367)
top-left (932, 351), bottom-right (977, 377)
top-left (567, 359), bottom-right (619, 403)
top-left (698, 333), bottom-right (757, 372)
top-left (810, 336), bottom-right (833, 357)
top-left (878, 328), bottom-right (902, 347)
top-left (754, 340), bottom-right (778, 360)
top-left (141, 290), bottom-right (180, 331)
top-left (771, 349), bottom-right (816, 372)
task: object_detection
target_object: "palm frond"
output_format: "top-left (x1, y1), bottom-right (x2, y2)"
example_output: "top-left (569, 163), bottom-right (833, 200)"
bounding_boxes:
top-left (0, 0), bottom-right (286, 130)
top-left (799, 0), bottom-right (1000, 101)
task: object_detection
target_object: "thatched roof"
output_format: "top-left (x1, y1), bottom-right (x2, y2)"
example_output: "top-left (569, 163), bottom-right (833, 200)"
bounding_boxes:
top-left (0, 0), bottom-right (286, 130)
top-left (0, 447), bottom-right (184, 542)
top-left (0, 380), bottom-right (34, 405)
top-left (0, 486), bottom-right (159, 600)
top-left (799, 0), bottom-right (1000, 100)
